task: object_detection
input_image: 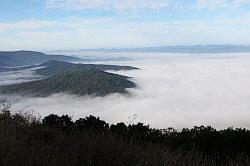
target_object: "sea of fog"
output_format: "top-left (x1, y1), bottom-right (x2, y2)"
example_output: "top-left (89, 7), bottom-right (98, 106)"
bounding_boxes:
top-left (1, 53), bottom-right (250, 129)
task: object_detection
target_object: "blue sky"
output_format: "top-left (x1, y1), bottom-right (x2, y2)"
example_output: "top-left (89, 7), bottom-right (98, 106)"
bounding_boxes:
top-left (1, 0), bottom-right (250, 51)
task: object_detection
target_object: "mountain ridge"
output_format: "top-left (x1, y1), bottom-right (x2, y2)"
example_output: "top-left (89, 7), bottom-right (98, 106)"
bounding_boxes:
top-left (76, 45), bottom-right (250, 53)
top-left (0, 60), bottom-right (138, 97)
top-left (0, 51), bottom-right (82, 67)
top-left (0, 69), bottom-right (135, 97)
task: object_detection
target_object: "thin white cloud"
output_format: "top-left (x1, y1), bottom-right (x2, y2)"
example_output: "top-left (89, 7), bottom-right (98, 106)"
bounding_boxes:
top-left (0, 20), bottom-right (56, 31)
top-left (1, 17), bottom-right (250, 50)
top-left (44, 0), bottom-right (250, 11)
top-left (195, 0), bottom-right (250, 9)
top-left (45, 0), bottom-right (171, 12)
top-left (0, 18), bottom-right (115, 32)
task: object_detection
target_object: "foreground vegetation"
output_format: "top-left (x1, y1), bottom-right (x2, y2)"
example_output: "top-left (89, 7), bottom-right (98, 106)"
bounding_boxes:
top-left (1, 102), bottom-right (250, 166)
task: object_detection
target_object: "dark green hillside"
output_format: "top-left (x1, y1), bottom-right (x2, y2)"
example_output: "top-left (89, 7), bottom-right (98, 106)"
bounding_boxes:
top-left (0, 69), bottom-right (136, 97)
top-left (0, 51), bottom-right (82, 67)
top-left (36, 60), bottom-right (139, 76)
top-left (0, 60), bottom-right (139, 74)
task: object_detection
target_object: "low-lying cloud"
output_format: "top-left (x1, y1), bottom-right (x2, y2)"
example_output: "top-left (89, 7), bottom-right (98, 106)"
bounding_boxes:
top-left (0, 68), bottom-right (43, 85)
top-left (2, 53), bottom-right (250, 129)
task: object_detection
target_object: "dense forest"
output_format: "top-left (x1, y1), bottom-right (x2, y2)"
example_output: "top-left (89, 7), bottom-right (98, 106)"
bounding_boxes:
top-left (0, 70), bottom-right (136, 97)
top-left (36, 60), bottom-right (139, 76)
top-left (0, 60), bottom-right (138, 74)
top-left (1, 101), bottom-right (250, 166)
top-left (0, 61), bottom-right (138, 97)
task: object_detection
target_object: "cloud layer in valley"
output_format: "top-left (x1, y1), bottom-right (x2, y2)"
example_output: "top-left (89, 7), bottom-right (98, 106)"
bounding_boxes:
top-left (0, 68), bottom-right (43, 85)
top-left (2, 53), bottom-right (250, 130)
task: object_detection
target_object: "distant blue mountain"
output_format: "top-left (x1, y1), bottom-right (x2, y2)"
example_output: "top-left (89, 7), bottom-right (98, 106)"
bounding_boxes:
top-left (0, 51), bottom-right (82, 67)
top-left (79, 45), bottom-right (250, 53)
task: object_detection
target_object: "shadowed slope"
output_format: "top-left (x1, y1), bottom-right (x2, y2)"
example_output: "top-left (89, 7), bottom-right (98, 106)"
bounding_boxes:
top-left (36, 60), bottom-right (139, 76)
top-left (0, 69), bottom-right (136, 97)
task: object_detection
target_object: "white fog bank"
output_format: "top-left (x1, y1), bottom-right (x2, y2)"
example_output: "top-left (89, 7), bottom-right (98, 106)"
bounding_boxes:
top-left (2, 53), bottom-right (250, 129)
top-left (0, 68), bottom-right (43, 85)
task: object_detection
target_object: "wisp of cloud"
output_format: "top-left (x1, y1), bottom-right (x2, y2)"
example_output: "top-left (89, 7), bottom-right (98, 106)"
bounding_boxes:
top-left (0, 68), bottom-right (43, 85)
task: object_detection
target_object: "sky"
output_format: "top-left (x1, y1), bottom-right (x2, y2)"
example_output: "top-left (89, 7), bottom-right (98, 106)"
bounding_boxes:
top-left (1, 0), bottom-right (250, 50)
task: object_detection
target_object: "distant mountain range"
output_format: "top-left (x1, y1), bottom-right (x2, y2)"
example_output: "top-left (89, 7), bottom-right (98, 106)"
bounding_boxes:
top-left (77, 45), bottom-right (250, 54)
top-left (0, 60), bottom-right (138, 97)
top-left (0, 51), bottom-right (81, 67)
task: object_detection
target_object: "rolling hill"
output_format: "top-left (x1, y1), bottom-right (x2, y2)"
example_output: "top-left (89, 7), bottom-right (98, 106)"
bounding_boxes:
top-left (36, 60), bottom-right (138, 76)
top-left (0, 60), bottom-right (138, 97)
top-left (0, 69), bottom-right (135, 97)
top-left (0, 51), bottom-right (82, 67)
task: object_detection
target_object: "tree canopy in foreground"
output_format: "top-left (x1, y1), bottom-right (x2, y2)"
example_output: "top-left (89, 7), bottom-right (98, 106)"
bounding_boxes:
top-left (1, 102), bottom-right (250, 166)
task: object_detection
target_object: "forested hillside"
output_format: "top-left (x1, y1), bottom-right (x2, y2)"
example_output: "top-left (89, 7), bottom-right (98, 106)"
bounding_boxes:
top-left (0, 60), bottom-right (138, 97)
top-left (0, 70), bottom-right (135, 97)
top-left (36, 60), bottom-right (138, 76)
